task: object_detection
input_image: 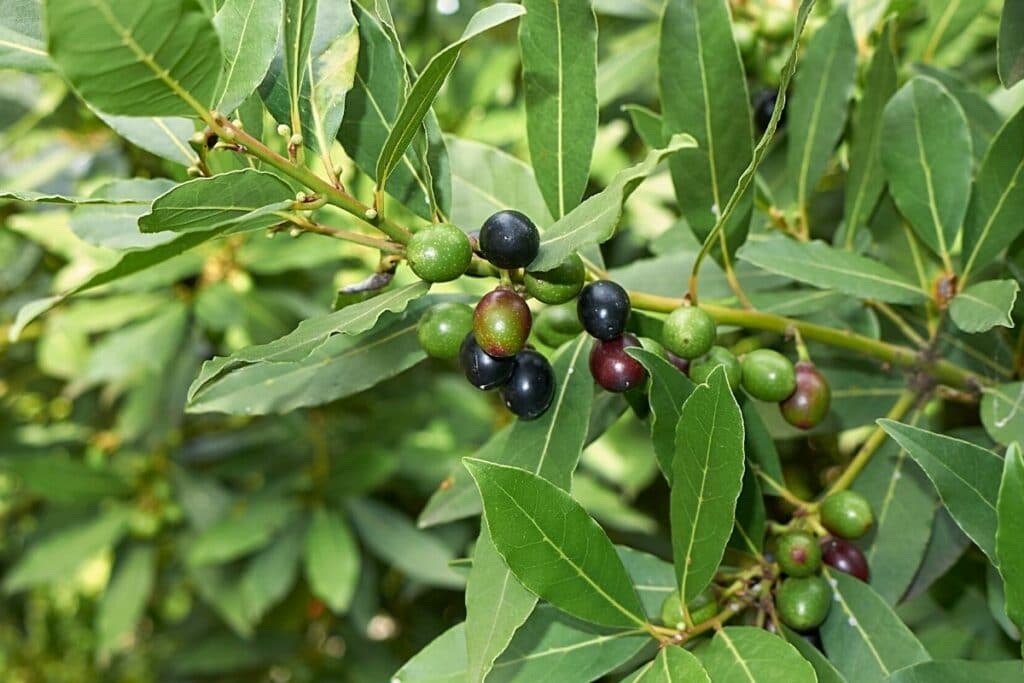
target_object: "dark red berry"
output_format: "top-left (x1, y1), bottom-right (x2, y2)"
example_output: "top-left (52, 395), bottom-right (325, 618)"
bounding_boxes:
top-left (577, 280), bottom-right (631, 341)
top-left (473, 287), bottom-right (532, 358)
top-left (459, 333), bottom-right (515, 390)
top-left (589, 334), bottom-right (646, 393)
top-left (666, 350), bottom-right (690, 374)
top-left (821, 537), bottom-right (870, 582)
top-left (479, 210), bottom-right (540, 269)
top-left (780, 361), bottom-right (831, 429)
top-left (500, 350), bottom-right (555, 420)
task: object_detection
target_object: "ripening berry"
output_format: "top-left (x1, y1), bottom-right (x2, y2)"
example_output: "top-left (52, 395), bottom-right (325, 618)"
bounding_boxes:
top-left (777, 531), bottom-right (822, 577)
top-left (780, 361), bottom-right (831, 429)
top-left (473, 287), bottom-right (532, 358)
top-left (821, 537), bottom-right (870, 582)
top-left (524, 253), bottom-right (585, 304)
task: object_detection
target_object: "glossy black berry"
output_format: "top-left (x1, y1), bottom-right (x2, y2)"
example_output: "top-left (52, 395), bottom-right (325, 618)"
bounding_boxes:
top-left (753, 88), bottom-right (786, 133)
top-left (821, 537), bottom-right (870, 582)
top-left (479, 210), bottom-right (540, 269)
top-left (459, 333), bottom-right (515, 390)
top-left (780, 361), bottom-right (832, 429)
top-left (589, 333), bottom-right (646, 393)
top-left (820, 491), bottom-right (874, 540)
top-left (500, 350), bottom-right (555, 420)
top-left (777, 531), bottom-right (822, 577)
top-left (473, 287), bottom-right (532, 358)
top-left (577, 280), bottom-right (631, 341)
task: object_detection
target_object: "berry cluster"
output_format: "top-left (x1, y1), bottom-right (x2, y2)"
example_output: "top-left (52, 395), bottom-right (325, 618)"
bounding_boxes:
top-left (773, 490), bottom-right (874, 632)
top-left (578, 281), bottom-right (647, 393)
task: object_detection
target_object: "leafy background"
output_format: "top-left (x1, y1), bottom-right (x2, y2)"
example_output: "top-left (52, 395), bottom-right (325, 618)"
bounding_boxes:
top-left (0, 0), bottom-right (1023, 681)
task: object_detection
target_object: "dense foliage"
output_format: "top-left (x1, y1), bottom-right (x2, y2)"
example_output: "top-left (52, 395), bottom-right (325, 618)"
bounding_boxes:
top-left (1, 0), bottom-right (1023, 680)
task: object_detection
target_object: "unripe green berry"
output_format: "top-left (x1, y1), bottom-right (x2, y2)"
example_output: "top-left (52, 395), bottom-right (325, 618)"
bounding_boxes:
top-left (776, 576), bottom-right (831, 631)
top-left (534, 304), bottom-right (584, 348)
top-left (758, 6), bottom-right (794, 40)
top-left (689, 346), bottom-right (741, 388)
top-left (663, 306), bottom-right (716, 360)
top-left (777, 532), bottom-right (822, 577)
top-left (820, 490), bottom-right (874, 540)
top-left (524, 253), bottom-right (585, 304)
top-left (417, 303), bottom-right (474, 359)
top-left (406, 224), bottom-right (472, 283)
top-left (741, 349), bottom-right (796, 402)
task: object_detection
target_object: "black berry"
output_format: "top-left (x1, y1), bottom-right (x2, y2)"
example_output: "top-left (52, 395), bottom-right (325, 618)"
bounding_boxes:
top-left (500, 350), bottom-right (555, 420)
top-left (577, 280), bottom-right (631, 341)
top-left (459, 333), bottom-right (515, 390)
top-left (821, 537), bottom-right (870, 582)
top-left (479, 210), bottom-right (540, 269)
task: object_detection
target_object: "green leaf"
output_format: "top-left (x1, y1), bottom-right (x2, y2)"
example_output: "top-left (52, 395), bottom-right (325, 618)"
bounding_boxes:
top-left (781, 625), bottom-right (848, 683)
top-left (4, 506), bottom-right (130, 592)
top-left (282, 0), bottom-right (317, 134)
top-left (213, 0), bottom-right (282, 113)
top-left (820, 569), bottom-right (930, 683)
top-left (392, 623), bottom-right (466, 683)
top-left (617, 546), bottom-right (676, 620)
top-left (520, 0), bottom-right (597, 218)
top-left (188, 497), bottom-right (294, 566)
top-left (138, 169), bottom-right (295, 234)
top-left (962, 107), bottom-right (1024, 280)
top-left (347, 498), bottom-right (463, 589)
top-left (304, 507), bottom-right (360, 614)
top-left (447, 135), bottom-right (554, 231)
top-left (96, 545), bottom-right (156, 655)
top-left (624, 104), bottom-right (666, 149)
top-left (626, 647), bottom-right (709, 683)
top-left (0, 0), bottom-right (51, 71)
top-left (465, 459), bottom-right (647, 629)
top-left (44, 0), bottom-right (224, 116)
top-left (881, 76), bottom-right (972, 266)
top-left (626, 347), bottom-right (696, 481)
top-left (912, 65), bottom-right (1004, 163)
top-left (910, 0), bottom-right (988, 65)
top-left (464, 526), bottom-right (536, 683)
top-left (659, 0), bottom-right (753, 245)
top-left (0, 190), bottom-right (153, 205)
top-left (843, 20), bottom-right (897, 248)
top-left (889, 660), bottom-right (1024, 683)
top-left (699, 626), bottom-right (815, 683)
top-left (69, 178), bottom-right (177, 249)
top-left (239, 526), bottom-right (302, 622)
top-left (981, 382), bottom-right (1024, 447)
top-left (188, 281), bottom-right (429, 398)
top-left (786, 9), bottom-right (857, 210)
top-left (740, 395), bottom-right (784, 485)
top-left (94, 113), bottom-right (199, 166)
top-left (949, 279), bottom-right (1020, 333)
top-left (0, 453), bottom-right (132, 504)
top-left (999, 0), bottom-right (1024, 87)
top-left (671, 365), bottom-right (745, 603)
top-left (529, 134), bottom-right (695, 271)
top-left (880, 419), bottom-right (1002, 562)
top-left (996, 443), bottom-right (1024, 650)
top-left (376, 4), bottom-right (524, 191)
top-left (737, 238), bottom-right (929, 304)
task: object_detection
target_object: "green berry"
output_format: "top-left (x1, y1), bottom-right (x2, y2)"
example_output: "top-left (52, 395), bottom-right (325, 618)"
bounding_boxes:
top-left (820, 490), bottom-right (874, 540)
top-left (473, 287), bottom-right (532, 358)
top-left (777, 532), bottom-right (822, 577)
top-left (741, 349), bottom-right (796, 402)
top-left (534, 303), bottom-right (583, 348)
top-left (524, 253), bottom-right (585, 304)
top-left (776, 576), bottom-right (831, 631)
top-left (660, 587), bottom-right (717, 629)
top-left (406, 224), bottom-right (472, 282)
top-left (663, 306), bottom-right (716, 360)
top-left (417, 303), bottom-right (474, 359)
top-left (733, 21), bottom-right (757, 56)
top-left (758, 6), bottom-right (794, 40)
top-left (689, 346), bottom-right (741, 388)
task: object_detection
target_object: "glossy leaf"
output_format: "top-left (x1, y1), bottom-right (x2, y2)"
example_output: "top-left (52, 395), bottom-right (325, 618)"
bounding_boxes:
top-left (782, 625), bottom-right (848, 683)
top-left (281, 0), bottom-right (317, 134)
top-left (881, 77), bottom-right (972, 265)
top-left (304, 507), bottom-right (360, 614)
top-left (0, 0), bottom-right (50, 71)
top-left (520, 0), bottom-right (597, 218)
top-left (96, 545), bottom-right (156, 655)
top-left (889, 660), bottom-right (1024, 683)
top-left (617, 546), bottom-right (676, 620)
top-left (94, 113), bottom-right (199, 166)
top-left (737, 238), bottom-right (929, 304)
top-left (44, 0), bottom-right (224, 116)
top-left (699, 626), bottom-right (816, 683)
top-left (627, 647), bottom-right (709, 683)
top-left (880, 419), bottom-right (1002, 562)
top-left (912, 64), bottom-right (1003, 162)
top-left (786, 9), bottom-right (857, 210)
top-left (999, 0), bottom-right (1024, 86)
top-left (820, 569), bottom-right (930, 683)
top-left (981, 382), bottom-right (1024, 447)
top-left (949, 279), bottom-right (1020, 333)
top-left (996, 443), bottom-right (1024, 648)
top-left (465, 459), bottom-right (647, 628)
top-left (69, 178), bottom-right (177, 249)
top-left (377, 4), bottom-right (524, 191)
top-left (213, 0), bottom-right (282, 113)
top-left (671, 366), bottom-right (745, 603)
top-left (529, 134), bottom-right (695, 271)
top-left (626, 347), bottom-right (696, 481)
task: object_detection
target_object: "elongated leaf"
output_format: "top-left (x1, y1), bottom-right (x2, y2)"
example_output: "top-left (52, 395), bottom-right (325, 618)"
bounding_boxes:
top-left (981, 382), bottom-right (1024, 447)
top-left (881, 76), bottom-right (972, 265)
top-left (821, 569), bottom-right (930, 683)
top-left (671, 366), bottom-right (745, 603)
top-left (699, 626), bottom-right (815, 683)
top-left (0, 0), bottom-right (50, 71)
top-left (529, 134), bottom-right (695, 271)
top-left (392, 623), bottom-right (466, 683)
top-left (377, 4), bottom-right (524, 190)
top-left (139, 169), bottom-right (295, 234)
top-left (282, 0), bottom-right (317, 134)
top-left (213, 0), bottom-right (282, 113)
top-left (626, 347), bottom-right (696, 481)
top-left (996, 443), bottom-right (1024, 650)
top-left (910, 0), bottom-right (987, 64)
top-left (962, 107), bottom-right (1024, 280)
top-left (617, 546), bottom-right (675, 620)
top-left (189, 281), bottom-right (429, 397)
top-left (44, 0), bottom-right (224, 116)
top-left (520, 0), bottom-right (597, 218)
top-left (0, 454), bottom-right (132, 504)
top-left (0, 190), bottom-right (151, 205)
top-left (843, 20), bottom-right (897, 248)
top-left (889, 660), bottom-right (1024, 683)
top-left (4, 507), bottom-right (130, 592)
top-left (627, 647), bottom-right (709, 683)
top-left (786, 9), bottom-right (857, 210)
top-left (737, 238), bottom-right (928, 304)
top-left (466, 459), bottom-right (647, 628)
top-left (999, 0), bottom-right (1024, 87)
top-left (96, 545), bottom-right (156, 655)
top-left (659, 0), bottom-right (753, 245)
top-left (70, 178), bottom-right (177, 249)
top-left (949, 279), bottom-right (1019, 333)
top-left (781, 625), bottom-right (848, 683)
top-left (880, 419), bottom-right (1002, 562)
top-left (304, 507), bottom-right (360, 613)
top-left (95, 113), bottom-right (199, 166)
top-left (624, 104), bottom-right (666, 149)
top-left (188, 497), bottom-right (294, 566)
top-left (240, 526), bottom-right (302, 622)
top-left (912, 64), bottom-right (1003, 162)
